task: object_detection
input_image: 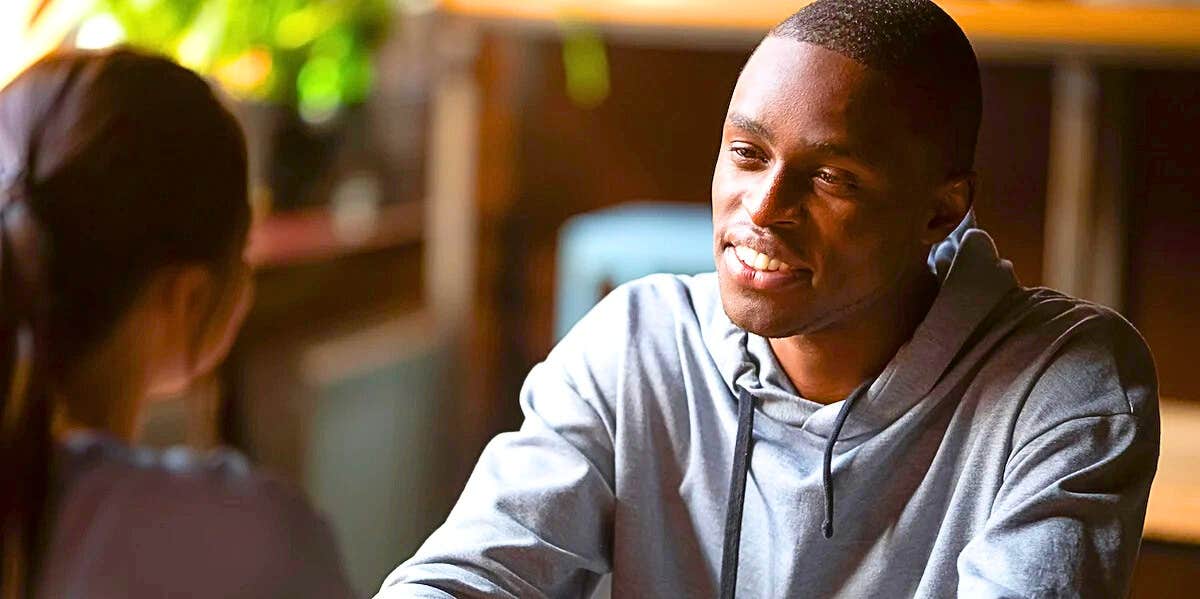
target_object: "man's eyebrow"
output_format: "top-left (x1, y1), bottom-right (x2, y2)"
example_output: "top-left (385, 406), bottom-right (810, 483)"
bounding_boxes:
top-left (726, 113), bottom-right (875, 165)
top-left (807, 140), bottom-right (865, 161)
top-left (724, 113), bottom-right (868, 160)
top-left (726, 113), bottom-right (774, 143)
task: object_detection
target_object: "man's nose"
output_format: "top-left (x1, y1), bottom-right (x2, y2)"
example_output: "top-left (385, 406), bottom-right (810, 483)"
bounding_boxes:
top-left (742, 168), bottom-right (802, 228)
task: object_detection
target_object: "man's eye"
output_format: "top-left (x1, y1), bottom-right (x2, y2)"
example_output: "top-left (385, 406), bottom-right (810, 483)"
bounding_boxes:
top-left (730, 145), bottom-right (765, 163)
top-left (815, 169), bottom-right (857, 191)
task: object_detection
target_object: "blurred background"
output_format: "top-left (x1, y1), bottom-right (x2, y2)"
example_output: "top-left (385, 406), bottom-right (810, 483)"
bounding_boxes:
top-left (5, 0), bottom-right (1199, 596)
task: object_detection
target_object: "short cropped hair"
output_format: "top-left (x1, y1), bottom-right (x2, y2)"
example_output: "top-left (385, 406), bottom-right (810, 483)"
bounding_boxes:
top-left (771, 0), bottom-right (982, 173)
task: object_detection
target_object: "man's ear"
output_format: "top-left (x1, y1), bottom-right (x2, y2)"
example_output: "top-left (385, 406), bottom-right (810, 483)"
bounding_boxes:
top-left (922, 172), bottom-right (975, 245)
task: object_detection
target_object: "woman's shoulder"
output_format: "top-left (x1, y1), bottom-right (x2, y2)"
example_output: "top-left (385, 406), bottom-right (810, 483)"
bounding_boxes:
top-left (44, 433), bottom-right (353, 598)
top-left (57, 432), bottom-right (302, 512)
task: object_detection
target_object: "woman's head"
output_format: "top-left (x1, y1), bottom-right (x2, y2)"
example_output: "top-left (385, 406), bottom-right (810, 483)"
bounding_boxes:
top-left (0, 48), bottom-right (253, 410)
top-left (0, 48), bottom-right (253, 593)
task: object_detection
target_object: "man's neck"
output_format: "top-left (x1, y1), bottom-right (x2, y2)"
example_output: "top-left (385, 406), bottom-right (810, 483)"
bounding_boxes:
top-left (769, 267), bottom-right (939, 404)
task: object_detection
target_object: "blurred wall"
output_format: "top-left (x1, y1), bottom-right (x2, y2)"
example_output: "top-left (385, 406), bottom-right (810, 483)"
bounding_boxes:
top-left (1125, 68), bottom-right (1200, 405)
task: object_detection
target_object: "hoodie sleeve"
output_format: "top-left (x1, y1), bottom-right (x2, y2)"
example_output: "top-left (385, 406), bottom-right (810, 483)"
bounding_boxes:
top-left (375, 363), bottom-right (616, 599)
top-left (376, 290), bottom-right (627, 599)
top-left (956, 313), bottom-right (1160, 598)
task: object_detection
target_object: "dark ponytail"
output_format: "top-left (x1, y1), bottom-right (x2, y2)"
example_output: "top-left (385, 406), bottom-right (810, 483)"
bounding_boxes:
top-left (0, 177), bottom-right (53, 599)
top-left (0, 48), bottom-right (251, 597)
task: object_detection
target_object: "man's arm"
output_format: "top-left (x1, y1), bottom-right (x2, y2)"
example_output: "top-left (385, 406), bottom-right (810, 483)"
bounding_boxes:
top-left (957, 314), bottom-right (1160, 598)
top-left (376, 289), bottom-right (631, 599)
top-left (376, 362), bottom-right (616, 599)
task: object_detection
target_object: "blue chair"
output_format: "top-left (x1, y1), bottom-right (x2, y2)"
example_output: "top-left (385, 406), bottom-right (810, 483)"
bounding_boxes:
top-left (555, 202), bottom-right (714, 340)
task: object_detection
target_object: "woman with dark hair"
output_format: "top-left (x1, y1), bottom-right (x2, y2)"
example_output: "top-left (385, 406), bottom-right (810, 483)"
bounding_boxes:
top-left (0, 49), bottom-right (352, 598)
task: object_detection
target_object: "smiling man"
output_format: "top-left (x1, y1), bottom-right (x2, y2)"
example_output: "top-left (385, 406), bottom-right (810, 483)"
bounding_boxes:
top-left (379, 1), bottom-right (1159, 597)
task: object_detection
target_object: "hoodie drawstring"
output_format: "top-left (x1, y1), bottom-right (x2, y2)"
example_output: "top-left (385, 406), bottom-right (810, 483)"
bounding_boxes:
top-left (821, 381), bottom-right (869, 539)
top-left (718, 380), bottom-right (872, 599)
top-left (718, 387), bottom-right (755, 599)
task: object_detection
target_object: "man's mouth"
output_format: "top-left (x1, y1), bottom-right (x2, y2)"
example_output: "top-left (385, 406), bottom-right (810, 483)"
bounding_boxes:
top-left (721, 244), bottom-right (810, 291)
top-left (731, 244), bottom-right (792, 273)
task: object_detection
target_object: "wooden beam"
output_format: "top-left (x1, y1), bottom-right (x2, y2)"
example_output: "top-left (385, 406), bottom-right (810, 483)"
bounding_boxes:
top-left (426, 21), bottom-right (483, 333)
top-left (1043, 60), bottom-right (1129, 310)
top-left (1043, 58), bottom-right (1098, 300)
top-left (442, 0), bottom-right (1200, 58)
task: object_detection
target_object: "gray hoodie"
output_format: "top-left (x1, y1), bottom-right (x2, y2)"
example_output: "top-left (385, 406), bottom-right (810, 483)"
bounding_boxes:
top-left (379, 223), bottom-right (1159, 598)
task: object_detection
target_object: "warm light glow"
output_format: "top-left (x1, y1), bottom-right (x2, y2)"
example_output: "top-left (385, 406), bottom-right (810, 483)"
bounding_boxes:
top-left (214, 48), bottom-right (274, 96)
top-left (75, 13), bottom-right (125, 50)
top-left (0, 0), bottom-right (91, 89)
top-left (176, 29), bottom-right (212, 70)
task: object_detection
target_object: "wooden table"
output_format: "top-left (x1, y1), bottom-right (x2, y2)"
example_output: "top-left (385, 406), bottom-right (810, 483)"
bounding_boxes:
top-left (1147, 397), bottom-right (1200, 544)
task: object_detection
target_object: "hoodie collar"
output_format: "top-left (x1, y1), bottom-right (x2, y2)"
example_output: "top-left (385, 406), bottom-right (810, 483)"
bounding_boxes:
top-left (704, 213), bottom-right (1018, 438)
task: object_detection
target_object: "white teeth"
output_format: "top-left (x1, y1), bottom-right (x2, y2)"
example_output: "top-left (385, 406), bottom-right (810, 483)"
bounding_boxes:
top-left (734, 245), bottom-right (757, 265)
top-left (732, 245), bottom-right (791, 272)
top-left (753, 253), bottom-right (770, 271)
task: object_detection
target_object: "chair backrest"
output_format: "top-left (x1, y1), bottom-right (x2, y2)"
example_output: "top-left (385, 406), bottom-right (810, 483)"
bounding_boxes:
top-left (555, 202), bottom-right (714, 340)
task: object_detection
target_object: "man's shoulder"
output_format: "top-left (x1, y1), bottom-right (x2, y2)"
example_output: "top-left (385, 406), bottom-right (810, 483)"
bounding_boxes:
top-left (549, 272), bottom-right (724, 380)
top-left (611, 271), bottom-right (720, 312)
top-left (1006, 287), bottom-right (1153, 381)
top-left (997, 287), bottom-right (1157, 435)
top-left (570, 272), bottom-right (722, 337)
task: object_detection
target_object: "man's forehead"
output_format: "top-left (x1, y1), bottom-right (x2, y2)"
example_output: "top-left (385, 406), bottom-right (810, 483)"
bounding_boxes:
top-left (726, 38), bottom-right (913, 147)
top-left (730, 38), bottom-right (880, 123)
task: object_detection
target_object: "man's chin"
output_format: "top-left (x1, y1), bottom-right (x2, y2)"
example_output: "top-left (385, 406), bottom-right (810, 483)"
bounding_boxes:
top-left (720, 295), bottom-right (811, 339)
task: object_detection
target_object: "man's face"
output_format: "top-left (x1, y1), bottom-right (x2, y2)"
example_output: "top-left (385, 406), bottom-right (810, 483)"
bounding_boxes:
top-left (713, 37), bottom-right (956, 338)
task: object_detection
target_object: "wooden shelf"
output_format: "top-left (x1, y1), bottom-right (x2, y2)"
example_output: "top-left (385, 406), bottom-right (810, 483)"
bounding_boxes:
top-left (442, 0), bottom-right (1200, 57)
top-left (247, 201), bottom-right (422, 269)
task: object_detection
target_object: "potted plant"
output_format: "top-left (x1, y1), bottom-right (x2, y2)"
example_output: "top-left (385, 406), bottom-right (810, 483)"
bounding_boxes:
top-left (76, 0), bottom-right (393, 210)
